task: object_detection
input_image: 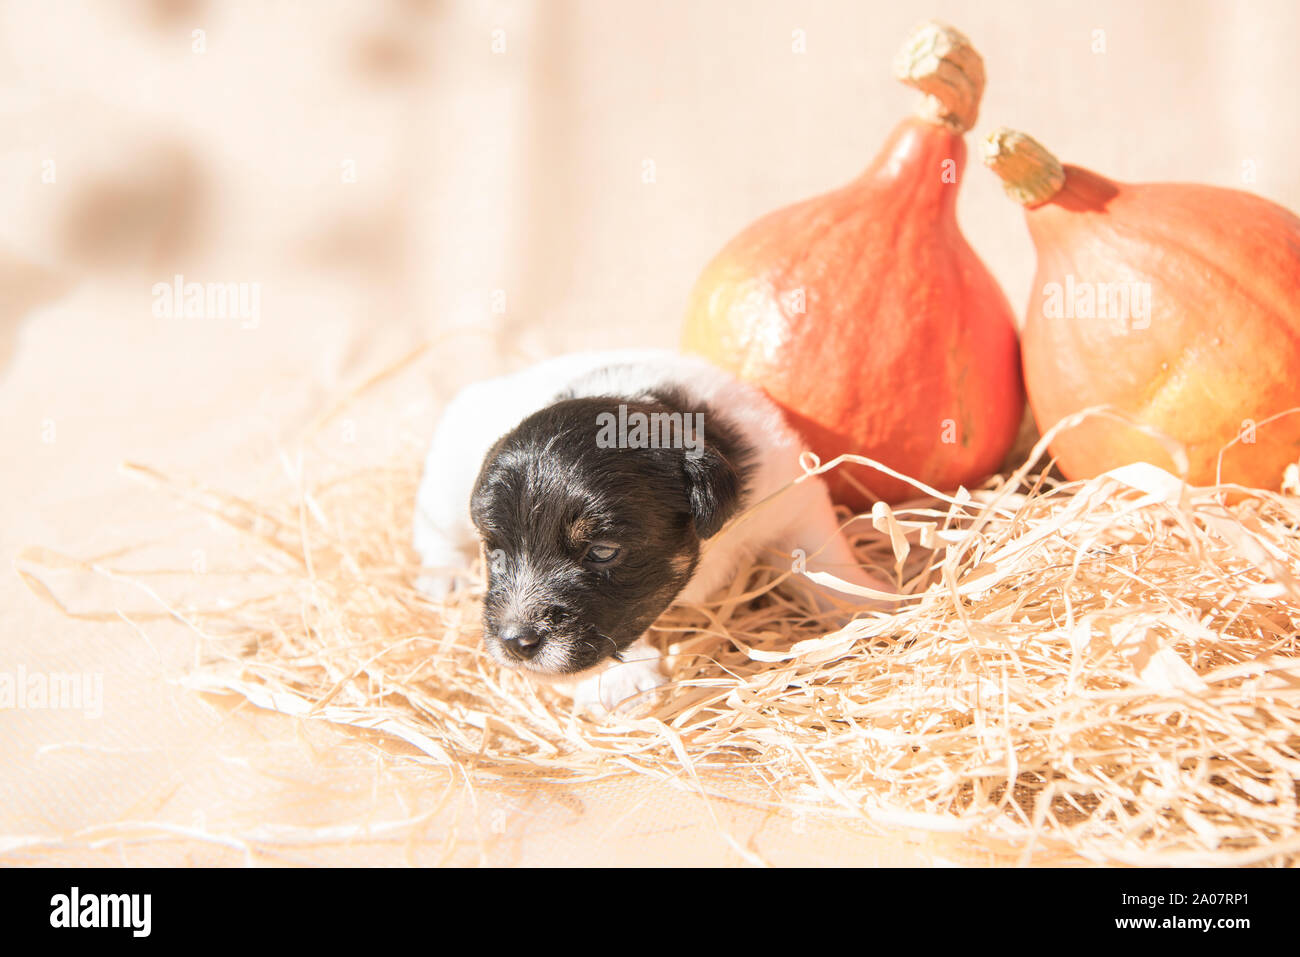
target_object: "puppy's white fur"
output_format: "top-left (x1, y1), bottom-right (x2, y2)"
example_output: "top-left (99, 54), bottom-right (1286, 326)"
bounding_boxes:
top-left (413, 349), bottom-right (892, 713)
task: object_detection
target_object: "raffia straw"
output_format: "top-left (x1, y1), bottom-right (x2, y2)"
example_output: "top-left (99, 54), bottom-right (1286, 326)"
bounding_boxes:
top-left (17, 396), bottom-right (1300, 865)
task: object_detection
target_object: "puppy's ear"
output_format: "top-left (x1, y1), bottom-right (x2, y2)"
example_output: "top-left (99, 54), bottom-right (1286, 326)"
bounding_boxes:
top-left (683, 446), bottom-right (741, 540)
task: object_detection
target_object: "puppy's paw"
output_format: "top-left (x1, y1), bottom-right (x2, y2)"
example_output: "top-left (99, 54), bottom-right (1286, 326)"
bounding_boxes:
top-left (573, 650), bottom-right (668, 718)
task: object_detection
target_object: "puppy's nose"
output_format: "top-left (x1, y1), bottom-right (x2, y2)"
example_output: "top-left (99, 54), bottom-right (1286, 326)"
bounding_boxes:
top-left (497, 622), bottom-right (543, 660)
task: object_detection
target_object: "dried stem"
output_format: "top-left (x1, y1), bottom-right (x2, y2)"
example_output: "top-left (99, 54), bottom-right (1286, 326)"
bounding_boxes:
top-left (983, 127), bottom-right (1068, 207)
top-left (894, 21), bottom-right (986, 133)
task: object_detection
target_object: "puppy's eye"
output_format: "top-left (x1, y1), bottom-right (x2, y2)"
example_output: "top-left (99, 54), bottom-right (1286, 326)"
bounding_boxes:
top-left (585, 544), bottom-right (620, 564)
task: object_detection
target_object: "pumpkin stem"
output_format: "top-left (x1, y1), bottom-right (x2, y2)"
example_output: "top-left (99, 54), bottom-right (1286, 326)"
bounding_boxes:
top-left (893, 21), bottom-right (985, 133)
top-left (982, 128), bottom-right (1067, 207)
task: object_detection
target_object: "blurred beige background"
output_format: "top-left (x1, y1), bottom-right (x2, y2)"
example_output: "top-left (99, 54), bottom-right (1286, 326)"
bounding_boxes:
top-left (3, 0), bottom-right (1298, 865)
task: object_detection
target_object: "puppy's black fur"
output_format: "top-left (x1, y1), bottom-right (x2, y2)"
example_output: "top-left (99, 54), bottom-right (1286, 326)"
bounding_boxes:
top-left (469, 393), bottom-right (753, 674)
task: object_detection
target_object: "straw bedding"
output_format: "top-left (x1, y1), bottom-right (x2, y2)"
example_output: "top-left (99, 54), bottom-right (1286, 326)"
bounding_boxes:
top-left (25, 385), bottom-right (1300, 866)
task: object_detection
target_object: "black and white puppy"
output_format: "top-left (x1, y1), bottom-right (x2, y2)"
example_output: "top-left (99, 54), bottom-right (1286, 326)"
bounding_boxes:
top-left (413, 349), bottom-right (891, 712)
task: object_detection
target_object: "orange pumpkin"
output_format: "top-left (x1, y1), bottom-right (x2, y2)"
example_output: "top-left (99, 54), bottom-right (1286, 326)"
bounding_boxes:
top-left (983, 128), bottom-right (1300, 489)
top-left (682, 22), bottom-right (1023, 509)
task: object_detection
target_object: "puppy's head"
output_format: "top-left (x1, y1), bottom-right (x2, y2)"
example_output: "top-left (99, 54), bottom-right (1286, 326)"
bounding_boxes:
top-left (469, 396), bottom-right (745, 676)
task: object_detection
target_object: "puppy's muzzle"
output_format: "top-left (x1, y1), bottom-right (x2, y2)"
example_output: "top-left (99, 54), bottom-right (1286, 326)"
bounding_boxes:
top-left (495, 620), bottom-right (544, 661)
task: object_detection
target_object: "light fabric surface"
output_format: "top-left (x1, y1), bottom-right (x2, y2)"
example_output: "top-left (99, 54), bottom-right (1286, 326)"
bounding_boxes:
top-left (3, 0), bottom-right (1297, 865)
